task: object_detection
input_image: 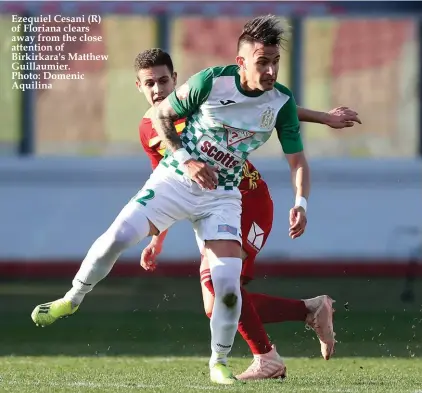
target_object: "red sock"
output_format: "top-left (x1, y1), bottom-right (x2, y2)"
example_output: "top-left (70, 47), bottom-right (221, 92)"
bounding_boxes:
top-left (238, 287), bottom-right (272, 355)
top-left (201, 269), bottom-right (215, 296)
top-left (249, 293), bottom-right (309, 323)
top-left (202, 276), bottom-right (272, 355)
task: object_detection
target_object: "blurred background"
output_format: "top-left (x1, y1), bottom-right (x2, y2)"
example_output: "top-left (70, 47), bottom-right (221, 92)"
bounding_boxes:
top-left (0, 1), bottom-right (421, 361)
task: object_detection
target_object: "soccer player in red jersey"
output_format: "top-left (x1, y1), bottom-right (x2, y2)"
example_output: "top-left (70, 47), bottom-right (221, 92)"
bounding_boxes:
top-left (136, 48), bottom-right (360, 380)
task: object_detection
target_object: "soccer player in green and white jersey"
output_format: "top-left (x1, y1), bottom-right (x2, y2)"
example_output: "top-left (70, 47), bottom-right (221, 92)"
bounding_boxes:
top-left (32, 15), bottom-right (311, 384)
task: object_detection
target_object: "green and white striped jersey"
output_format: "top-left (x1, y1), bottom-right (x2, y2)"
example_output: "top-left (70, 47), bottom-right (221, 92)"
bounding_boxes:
top-left (161, 65), bottom-right (303, 190)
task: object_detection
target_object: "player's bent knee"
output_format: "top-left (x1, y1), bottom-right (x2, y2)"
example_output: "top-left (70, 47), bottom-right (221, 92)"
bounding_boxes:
top-left (115, 202), bottom-right (159, 240)
top-left (104, 221), bottom-right (142, 252)
top-left (106, 212), bottom-right (151, 251)
top-left (208, 256), bottom-right (242, 310)
top-left (212, 275), bottom-right (241, 309)
top-left (222, 292), bottom-right (238, 308)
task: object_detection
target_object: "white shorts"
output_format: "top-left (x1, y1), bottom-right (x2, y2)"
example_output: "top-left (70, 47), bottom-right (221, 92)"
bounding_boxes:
top-left (120, 164), bottom-right (242, 249)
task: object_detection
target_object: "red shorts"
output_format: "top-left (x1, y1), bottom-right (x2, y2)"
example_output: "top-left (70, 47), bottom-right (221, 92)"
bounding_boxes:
top-left (240, 182), bottom-right (273, 283)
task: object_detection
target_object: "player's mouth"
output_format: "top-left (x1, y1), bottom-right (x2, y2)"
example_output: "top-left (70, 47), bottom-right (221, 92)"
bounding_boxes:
top-left (153, 96), bottom-right (165, 105)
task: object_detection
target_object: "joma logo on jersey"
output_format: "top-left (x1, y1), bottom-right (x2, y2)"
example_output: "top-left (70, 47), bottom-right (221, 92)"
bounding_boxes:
top-left (198, 136), bottom-right (240, 169)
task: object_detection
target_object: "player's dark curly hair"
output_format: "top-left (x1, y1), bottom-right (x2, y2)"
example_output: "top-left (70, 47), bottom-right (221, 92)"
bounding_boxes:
top-left (237, 15), bottom-right (288, 51)
top-left (134, 48), bottom-right (174, 77)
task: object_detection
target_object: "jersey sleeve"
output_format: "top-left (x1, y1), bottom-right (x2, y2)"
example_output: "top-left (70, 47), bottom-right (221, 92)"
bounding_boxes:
top-left (275, 91), bottom-right (304, 154)
top-left (168, 68), bottom-right (213, 117)
top-left (139, 120), bottom-right (163, 170)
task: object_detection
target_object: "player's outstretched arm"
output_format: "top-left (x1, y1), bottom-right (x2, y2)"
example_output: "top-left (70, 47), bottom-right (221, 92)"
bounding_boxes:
top-left (297, 106), bottom-right (361, 129)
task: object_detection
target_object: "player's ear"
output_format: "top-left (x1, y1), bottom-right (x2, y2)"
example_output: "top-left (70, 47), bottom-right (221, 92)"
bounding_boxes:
top-left (172, 72), bottom-right (178, 85)
top-left (135, 79), bottom-right (143, 93)
top-left (236, 56), bottom-right (246, 70)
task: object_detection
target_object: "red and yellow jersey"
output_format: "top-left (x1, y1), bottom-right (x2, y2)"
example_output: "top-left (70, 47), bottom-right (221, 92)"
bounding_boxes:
top-left (139, 109), bottom-right (185, 170)
top-left (139, 110), bottom-right (264, 192)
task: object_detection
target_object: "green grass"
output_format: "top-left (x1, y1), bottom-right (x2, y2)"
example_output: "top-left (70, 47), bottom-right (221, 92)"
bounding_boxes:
top-left (0, 277), bottom-right (421, 392)
top-left (1, 356), bottom-right (421, 393)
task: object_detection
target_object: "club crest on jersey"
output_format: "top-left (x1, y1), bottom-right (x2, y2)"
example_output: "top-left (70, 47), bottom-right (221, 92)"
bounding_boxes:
top-left (224, 125), bottom-right (255, 147)
top-left (260, 107), bottom-right (276, 129)
top-left (176, 83), bottom-right (189, 100)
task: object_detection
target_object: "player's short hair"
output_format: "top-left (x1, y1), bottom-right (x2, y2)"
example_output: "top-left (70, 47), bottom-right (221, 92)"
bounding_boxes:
top-left (134, 48), bottom-right (174, 76)
top-left (237, 15), bottom-right (287, 52)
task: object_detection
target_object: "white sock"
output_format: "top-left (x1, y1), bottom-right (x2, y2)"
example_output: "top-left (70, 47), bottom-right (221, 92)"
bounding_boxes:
top-left (208, 256), bottom-right (242, 367)
top-left (64, 207), bottom-right (150, 306)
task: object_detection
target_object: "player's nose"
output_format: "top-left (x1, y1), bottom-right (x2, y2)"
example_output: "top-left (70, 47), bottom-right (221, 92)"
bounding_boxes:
top-left (152, 83), bottom-right (162, 94)
top-left (267, 66), bottom-right (275, 77)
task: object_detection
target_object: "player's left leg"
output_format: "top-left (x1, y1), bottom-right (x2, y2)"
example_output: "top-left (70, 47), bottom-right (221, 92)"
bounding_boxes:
top-left (200, 261), bottom-right (286, 382)
top-left (193, 190), bottom-right (243, 385)
top-left (204, 240), bottom-right (242, 385)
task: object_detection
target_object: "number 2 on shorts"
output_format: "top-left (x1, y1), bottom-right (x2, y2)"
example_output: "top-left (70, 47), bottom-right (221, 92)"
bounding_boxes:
top-left (135, 189), bottom-right (155, 206)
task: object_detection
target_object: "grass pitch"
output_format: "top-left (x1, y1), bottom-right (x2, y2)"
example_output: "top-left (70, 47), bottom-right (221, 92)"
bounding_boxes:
top-left (0, 277), bottom-right (421, 392)
top-left (1, 356), bottom-right (421, 393)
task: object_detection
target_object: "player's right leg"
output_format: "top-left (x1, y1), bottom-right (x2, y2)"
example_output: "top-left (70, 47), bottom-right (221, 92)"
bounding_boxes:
top-left (31, 166), bottom-right (190, 327)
